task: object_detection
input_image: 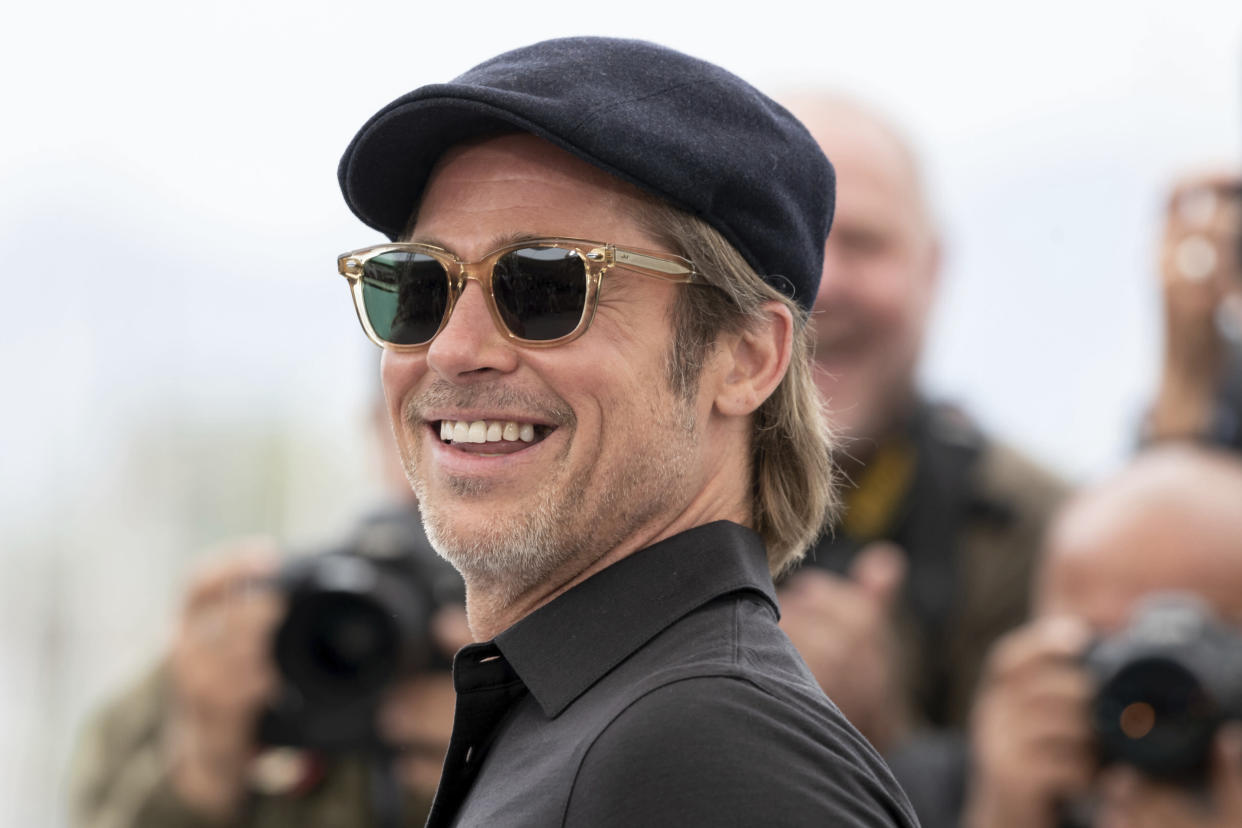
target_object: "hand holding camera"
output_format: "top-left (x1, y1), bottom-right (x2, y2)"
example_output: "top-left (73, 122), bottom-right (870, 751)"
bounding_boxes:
top-left (162, 509), bottom-right (466, 822)
top-left (779, 542), bottom-right (912, 754)
top-left (964, 615), bottom-right (1095, 828)
top-left (166, 540), bottom-right (285, 819)
top-left (966, 596), bottom-right (1242, 828)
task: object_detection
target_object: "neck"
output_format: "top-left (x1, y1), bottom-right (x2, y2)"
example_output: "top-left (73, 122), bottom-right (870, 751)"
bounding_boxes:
top-left (462, 494), bottom-right (751, 642)
top-left (461, 546), bottom-right (631, 642)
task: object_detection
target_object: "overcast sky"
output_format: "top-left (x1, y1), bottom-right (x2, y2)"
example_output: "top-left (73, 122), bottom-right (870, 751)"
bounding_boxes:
top-left (4, 0), bottom-right (1242, 529)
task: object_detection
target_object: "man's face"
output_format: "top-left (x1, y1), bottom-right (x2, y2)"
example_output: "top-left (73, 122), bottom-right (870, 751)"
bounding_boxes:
top-left (380, 134), bottom-right (716, 601)
top-left (1037, 499), bottom-right (1242, 634)
top-left (799, 108), bottom-right (939, 450)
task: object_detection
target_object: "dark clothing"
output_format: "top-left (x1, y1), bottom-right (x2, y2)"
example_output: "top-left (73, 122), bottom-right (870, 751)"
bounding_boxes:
top-left (886, 734), bottom-right (1095, 828)
top-left (803, 401), bottom-right (1068, 731)
top-left (428, 521), bottom-right (919, 828)
top-left (1209, 337), bottom-right (1242, 451)
top-left (883, 733), bottom-right (970, 828)
top-left (1142, 338), bottom-right (1242, 451)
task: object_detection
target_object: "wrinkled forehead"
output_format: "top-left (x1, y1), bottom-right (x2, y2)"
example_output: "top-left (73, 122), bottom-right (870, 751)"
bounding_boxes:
top-left (785, 96), bottom-right (929, 228)
top-left (1037, 506), bottom-right (1242, 633)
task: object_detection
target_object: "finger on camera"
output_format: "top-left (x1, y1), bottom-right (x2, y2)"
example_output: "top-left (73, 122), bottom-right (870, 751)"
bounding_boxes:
top-left (986, 617), bottom-right (1090, 679)
top-left (431, 605), bottom-right (474, 655)
top-left (1211, 724), bottom-right (1242, 815)
top-left (1005, 665), bottom-right (1094, 715)
top-left (176, 648), bottom-right (276, 708)
top-left (182, 539), bottom-right (282, 614)
top-left (780, 568), bottom-right (866, 607)
top-left (780, 571), bottom-right (883, 633)
top-left (379, 674), bottom-right (456, 747)
top-left (1024, 752), bottom-right (1096, 797)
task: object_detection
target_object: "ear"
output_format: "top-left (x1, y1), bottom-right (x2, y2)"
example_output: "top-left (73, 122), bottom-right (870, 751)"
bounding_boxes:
top-left (713, 301), bottom-right (794, 417)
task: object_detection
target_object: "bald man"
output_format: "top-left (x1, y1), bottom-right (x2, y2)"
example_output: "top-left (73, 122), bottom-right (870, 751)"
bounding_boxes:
top-left (777, 94), bottom-right (1067, 753)
top-left (965, 445), bottom-right (1242, 828)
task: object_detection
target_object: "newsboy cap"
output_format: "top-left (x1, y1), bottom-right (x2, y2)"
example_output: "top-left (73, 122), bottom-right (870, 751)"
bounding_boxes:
top-left (338, 36), bottom-right (834, 312)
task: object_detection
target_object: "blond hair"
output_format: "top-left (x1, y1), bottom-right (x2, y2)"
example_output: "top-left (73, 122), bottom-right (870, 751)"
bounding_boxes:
top-left (633, 197), bottom-right (839, 575)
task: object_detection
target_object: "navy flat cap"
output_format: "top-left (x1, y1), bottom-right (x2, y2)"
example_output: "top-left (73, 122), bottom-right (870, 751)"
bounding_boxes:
top-left (338, 37), bottom-right (834, 312)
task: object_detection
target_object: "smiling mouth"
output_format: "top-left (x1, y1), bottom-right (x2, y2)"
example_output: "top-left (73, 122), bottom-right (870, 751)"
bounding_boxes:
top-left (436, 418), bottom-right (553, 451)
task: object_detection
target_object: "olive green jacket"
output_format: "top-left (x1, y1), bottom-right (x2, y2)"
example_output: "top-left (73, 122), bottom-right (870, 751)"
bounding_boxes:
top-left (69, 665), bottom-right (429, 828)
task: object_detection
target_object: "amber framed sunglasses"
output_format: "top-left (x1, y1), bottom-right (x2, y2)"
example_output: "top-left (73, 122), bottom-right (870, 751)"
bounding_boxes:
top-left (337, 238), bottom-right (700, 349)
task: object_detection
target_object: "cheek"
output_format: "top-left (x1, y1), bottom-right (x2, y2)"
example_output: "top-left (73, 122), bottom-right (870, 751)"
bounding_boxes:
top-left (867, 263), bottom-right (925, 326)
top-left (380, 351), bottom-right (426, 431)
top-left (567, 360), bottom-right (661, 460)
top-left (574, 371), bottom-right (634, 442)
top-left (1041, 578), bottom-right (1127, 633)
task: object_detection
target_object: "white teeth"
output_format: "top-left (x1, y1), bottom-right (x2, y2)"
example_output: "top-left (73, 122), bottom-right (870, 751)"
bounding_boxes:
top-left (439, 419), bottom-right (543, 444)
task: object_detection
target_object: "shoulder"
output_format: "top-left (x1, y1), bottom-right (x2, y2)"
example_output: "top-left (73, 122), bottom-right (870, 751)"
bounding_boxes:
top-left (973, 436), bottom-right (1070, 523)
top-left (69, 662), bottom-right (176, 828)
top-left (922, 400), bottom-right (1071, 521)
top-left (563, 674), bottom-right (917, 827)
top-left (70, 662), bottom-right (170, 794)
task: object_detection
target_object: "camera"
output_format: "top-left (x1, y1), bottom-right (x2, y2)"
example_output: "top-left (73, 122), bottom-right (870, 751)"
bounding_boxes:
top-left (256, 505), bottom-right (464, 751)
top-left (1085, 593), bottom-right (1242, 782)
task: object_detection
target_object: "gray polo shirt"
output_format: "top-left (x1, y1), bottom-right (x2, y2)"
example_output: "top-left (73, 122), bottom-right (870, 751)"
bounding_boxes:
top-left (427, 521), bottom-right (919, 827)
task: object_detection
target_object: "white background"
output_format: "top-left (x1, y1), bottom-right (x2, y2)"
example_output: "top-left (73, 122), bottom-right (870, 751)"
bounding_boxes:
top-left (2, 1), bottom-right (1240, 824)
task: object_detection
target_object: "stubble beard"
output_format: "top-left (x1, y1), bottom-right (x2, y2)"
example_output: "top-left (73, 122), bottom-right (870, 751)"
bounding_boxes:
top-left (403, 384), bottom-right (700, 609)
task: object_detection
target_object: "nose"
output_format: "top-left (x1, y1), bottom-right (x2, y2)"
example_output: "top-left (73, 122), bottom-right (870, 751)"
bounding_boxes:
top-left (817, 242), bottom-right (852, 299)
top-left (424, 280), bottom-right (520, 381)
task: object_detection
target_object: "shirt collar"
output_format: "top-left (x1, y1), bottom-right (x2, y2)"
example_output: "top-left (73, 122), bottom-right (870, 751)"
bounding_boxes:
top-left (492, 520), bottom-right (777, 717)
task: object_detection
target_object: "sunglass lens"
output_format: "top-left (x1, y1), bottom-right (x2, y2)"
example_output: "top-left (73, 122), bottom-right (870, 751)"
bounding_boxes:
top-left (493, 247), bottom-right (588, 341)
top-left (360, 252), bottom-right (449, 345)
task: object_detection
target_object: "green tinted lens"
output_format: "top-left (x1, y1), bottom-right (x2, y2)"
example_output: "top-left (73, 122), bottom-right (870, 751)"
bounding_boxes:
top-left (493, 247), bottom-right (588, 341)
top-left (360, 252), bottom-right (448, 345)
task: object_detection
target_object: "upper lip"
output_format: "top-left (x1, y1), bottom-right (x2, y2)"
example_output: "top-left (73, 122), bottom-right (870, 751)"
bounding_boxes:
top-left (421, 410), bottom-right (555, 426)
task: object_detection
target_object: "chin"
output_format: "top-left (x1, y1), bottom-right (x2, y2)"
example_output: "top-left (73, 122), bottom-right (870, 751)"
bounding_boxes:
top-left (419, 490), bottom-right (583, 603)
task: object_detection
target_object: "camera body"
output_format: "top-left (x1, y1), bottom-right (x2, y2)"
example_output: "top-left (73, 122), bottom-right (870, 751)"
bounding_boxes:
top-left (257, 506), bottom-right (464, 752)
top-left (1085, 593), bottom-right (1242, 782)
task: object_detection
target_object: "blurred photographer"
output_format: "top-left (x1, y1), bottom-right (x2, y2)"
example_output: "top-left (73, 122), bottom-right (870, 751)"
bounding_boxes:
top-left (963, 445), bottom-right (1242, 828)
top-left (70, 403), bottom-right (469, 828)
top-left (778, 93), bottom-right (1068, 757)
top-left (1147, 172), bottom-right (1242, 450)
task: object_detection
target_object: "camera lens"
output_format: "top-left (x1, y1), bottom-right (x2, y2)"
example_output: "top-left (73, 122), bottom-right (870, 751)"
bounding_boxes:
top-left (1093, 656), bottom-right (1218, 778)
top-left (260, 509), bottom-right (458, 750)
top-left (276, 590), bottom-right (401, 703)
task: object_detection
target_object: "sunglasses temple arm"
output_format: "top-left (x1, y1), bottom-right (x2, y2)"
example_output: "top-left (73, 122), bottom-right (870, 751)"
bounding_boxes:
top-left (612, 249), bottom-right (697, 282)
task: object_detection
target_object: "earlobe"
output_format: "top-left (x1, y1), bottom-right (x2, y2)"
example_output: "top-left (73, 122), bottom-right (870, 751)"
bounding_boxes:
top-left (714, 302), bottom-right (794, 417)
